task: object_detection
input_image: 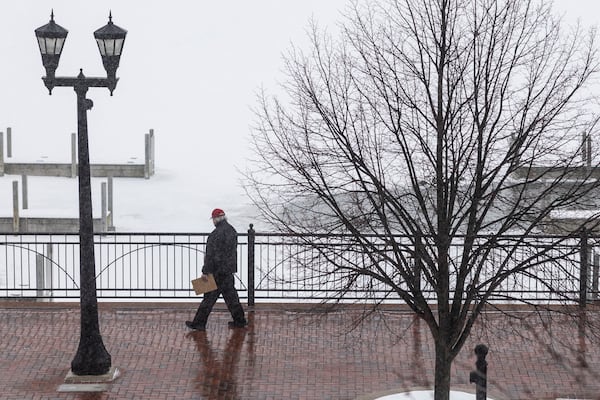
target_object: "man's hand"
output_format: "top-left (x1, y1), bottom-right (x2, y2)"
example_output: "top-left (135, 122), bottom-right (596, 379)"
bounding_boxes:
top-left (200, 274), bottom-right (209, 282)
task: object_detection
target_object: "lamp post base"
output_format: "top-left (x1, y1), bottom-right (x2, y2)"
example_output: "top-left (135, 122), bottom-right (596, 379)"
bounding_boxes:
top-left (70, 329), bottom-right (112, 376)
top-left (65, 367), bottom-right (120, 384)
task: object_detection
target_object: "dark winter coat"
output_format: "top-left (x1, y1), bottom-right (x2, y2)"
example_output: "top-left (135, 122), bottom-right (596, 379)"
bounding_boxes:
top-left (202, 219), bottom-right (238, 275)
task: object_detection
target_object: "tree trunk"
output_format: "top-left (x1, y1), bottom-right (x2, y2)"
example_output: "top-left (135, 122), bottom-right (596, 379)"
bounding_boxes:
top-left (434, 339), bottom-right (453, 400)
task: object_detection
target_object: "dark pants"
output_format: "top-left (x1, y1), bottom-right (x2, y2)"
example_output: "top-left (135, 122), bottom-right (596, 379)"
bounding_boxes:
top-left (193, 273), bottom-right (246, 326)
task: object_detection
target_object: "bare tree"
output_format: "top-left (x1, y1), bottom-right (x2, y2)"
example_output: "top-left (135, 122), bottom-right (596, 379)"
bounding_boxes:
top-left (245, 0), bottom-right (600, 398)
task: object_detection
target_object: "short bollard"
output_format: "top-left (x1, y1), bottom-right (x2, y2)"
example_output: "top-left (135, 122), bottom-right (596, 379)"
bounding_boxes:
top-left (469, 344), bottom-right (488, 400)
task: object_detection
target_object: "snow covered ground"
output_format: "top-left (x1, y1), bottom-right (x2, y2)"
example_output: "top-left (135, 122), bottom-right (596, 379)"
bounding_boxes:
top-left (376, 391), bottom-right (493, 400)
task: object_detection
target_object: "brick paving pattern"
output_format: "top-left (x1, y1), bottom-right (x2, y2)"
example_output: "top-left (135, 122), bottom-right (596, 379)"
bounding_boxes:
top-left (1, 302), bottom-right (600, 399)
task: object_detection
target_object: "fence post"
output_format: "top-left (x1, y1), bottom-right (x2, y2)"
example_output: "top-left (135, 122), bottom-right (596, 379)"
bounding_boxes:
top-left (149, 129), bottom-right (155, 176)
top-left (247, 224), bottom-right (255, 307)
top-left (21, 175), bottom-right (28, 210)
top-left (36, 254), bottom-right (45, 299)
top-left (580, 229), bottom-right (589, 308)
top-left (469, 344), bottom-right (488, 400)
top-left (6, 127), bottom-right (11, 158)
top-left (0, 131), bottom-right (4, 176)
top-left (582, 132), bottom-right (588, 164)
top-left (107, 176), bottom-right (114, 231)
top-left (593, 253), bottom-right (599, 300)
top-left (12, 180), bottom-right (19, 232)
top-left (101, 182), bottom-right (107, 232)
top-left (144, 132), bottom-right (151, 179)
top-left (71, 133), bottom-right (77, 178)
top-left (46, 243), bottom-right (53, 298)
top-left (414, 233), bottom-right (423, 291)
top-left (579, 230), bottom-right (590, 367)
top-left (587, 135), bottom-right (592, 168)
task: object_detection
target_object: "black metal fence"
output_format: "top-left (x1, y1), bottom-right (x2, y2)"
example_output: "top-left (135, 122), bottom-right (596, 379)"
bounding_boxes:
top-left (1, 226), bottom-right (599, 305)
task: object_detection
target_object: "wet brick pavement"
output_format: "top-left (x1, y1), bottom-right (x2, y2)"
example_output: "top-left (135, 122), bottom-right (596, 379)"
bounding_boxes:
top-left (1, 302), bottom-right (600, 399)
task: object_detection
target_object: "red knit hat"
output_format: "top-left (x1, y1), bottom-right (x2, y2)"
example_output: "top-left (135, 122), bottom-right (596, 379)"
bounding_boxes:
top-left (211, 208), bottom-right (225, 218)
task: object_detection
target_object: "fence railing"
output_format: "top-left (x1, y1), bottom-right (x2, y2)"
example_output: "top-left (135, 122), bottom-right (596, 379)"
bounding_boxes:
top-left (1, 226), bottom-right (599, 305)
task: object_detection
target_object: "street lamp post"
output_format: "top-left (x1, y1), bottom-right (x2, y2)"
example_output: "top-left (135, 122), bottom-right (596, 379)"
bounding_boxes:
top-left (35, 11), bottom-right (127, 376)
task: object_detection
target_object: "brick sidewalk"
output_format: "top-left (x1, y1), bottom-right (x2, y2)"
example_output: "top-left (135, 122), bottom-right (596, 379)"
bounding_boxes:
top-left (1, 302), bottom-right (599, 399)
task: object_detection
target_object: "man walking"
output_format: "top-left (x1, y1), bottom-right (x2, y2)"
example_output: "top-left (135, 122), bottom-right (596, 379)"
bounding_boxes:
top-left (186, 208), bottom-right (247, 330)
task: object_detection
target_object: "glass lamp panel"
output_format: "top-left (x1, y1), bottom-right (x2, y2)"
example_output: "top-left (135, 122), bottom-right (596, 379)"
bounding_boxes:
top-left (96, 39), bottom-right (106, 56)
top-left (37, 37), bottom-right (47, 54)
top-left (104, 39), bottom-right (115, 56)
top-left (114, 38), bottom-right (124, 56)
top-left (55, 37), bottom-right (65, 55)
top-left (46, 38), bottom-right (57, 55)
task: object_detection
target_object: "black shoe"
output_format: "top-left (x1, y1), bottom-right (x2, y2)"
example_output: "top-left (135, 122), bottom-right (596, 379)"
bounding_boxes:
top-left (185, 321), bottom-right (206, 331)
top-left (228, 320), bottom-right (248, 329)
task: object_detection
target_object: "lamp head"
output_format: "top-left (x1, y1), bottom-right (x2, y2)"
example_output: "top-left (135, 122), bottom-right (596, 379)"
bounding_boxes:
top-left (94, 11), bottom-right (127, 93)
top-left (34, 10), bottom-right (68, 81)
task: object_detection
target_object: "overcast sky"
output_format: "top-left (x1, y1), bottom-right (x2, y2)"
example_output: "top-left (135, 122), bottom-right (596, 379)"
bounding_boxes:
top-left (0, 1), bottom-right (598, 231)
top-left (0, 0), bottom-right (348, 183)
